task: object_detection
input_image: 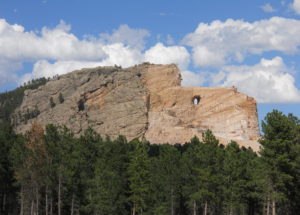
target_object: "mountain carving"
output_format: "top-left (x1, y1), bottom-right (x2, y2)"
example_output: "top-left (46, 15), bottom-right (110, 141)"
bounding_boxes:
top-left (12, 63), bottom-right (260, 150)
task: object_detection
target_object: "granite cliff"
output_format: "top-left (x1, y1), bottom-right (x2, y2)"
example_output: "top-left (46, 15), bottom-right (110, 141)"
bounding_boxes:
top-left (12, 63), bottom-right (260, 150)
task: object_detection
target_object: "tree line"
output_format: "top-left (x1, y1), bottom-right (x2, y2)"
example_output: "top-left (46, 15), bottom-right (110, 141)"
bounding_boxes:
top-left (0, 77), bottom-right (48, 126)
top-left (0, 110), bottom-right (300, 215)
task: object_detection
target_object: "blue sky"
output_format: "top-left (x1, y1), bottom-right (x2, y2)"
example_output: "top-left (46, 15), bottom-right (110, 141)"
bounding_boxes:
top-left (0, 0), bottom-right (300, 125)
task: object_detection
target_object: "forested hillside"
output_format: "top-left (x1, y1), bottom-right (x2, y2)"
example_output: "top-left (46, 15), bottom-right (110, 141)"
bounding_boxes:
top-left (0, 78), bottom-right (49, 126)
top-left (0, 110), bottom-right (299, 215)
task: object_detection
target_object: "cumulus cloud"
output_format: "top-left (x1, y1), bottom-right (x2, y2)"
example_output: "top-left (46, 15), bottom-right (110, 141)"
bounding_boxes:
top-left (20, 43), bottom-right (144, 82)
top-left (181, 70), bottom-right (206, 87)
top-left (144, 43), bottom-right (190, 69)
top-left (20, 60), bottom-right (102, 84)
top-left (0, 19), bottom-right (108, 88)
top-left (292, 0), bottom-right (300, 14)
top-left (0, 19), bottom-right (106, 61)
top-left (0, 19), bottom-right (193, 89)
top-left (214, 57), bottom-right (300, 103)
top-left (182, 17), bottom-right (300, 68)
top-left (101, 43), bottom-right (144, 67)
top-left (260, 3), bottom-right (276, 13)
top-left (2, 18), bottom-right (300, 104)
top-left (99, 24), bottom-right (150, 50)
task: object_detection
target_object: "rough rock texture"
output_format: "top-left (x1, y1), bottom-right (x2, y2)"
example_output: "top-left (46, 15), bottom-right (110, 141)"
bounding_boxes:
top-left (13, 63), bottom-right (260, 150)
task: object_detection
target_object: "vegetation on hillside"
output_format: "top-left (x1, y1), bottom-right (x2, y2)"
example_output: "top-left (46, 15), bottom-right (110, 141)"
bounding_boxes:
top-left (0, 110), bottom-right (299, 215)
top-left (0, 78), bottom-right (49, 127)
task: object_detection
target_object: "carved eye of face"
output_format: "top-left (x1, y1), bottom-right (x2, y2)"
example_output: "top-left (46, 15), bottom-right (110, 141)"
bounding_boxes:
top-left (193, 96), bottom-right (201, 105)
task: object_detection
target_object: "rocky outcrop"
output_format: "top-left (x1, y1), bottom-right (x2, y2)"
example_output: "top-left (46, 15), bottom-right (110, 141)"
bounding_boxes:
top-left (13, 63), bottom-right (260, 150)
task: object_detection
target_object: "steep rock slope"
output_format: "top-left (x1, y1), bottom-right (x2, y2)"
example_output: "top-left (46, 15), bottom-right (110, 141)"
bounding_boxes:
top-left (13, 63), bottom-right (260, 149)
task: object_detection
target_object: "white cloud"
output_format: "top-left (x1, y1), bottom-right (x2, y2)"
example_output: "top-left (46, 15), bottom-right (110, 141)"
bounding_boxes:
top-left (100, 43), bottom-right (144, 67)
top-left (292, 0), bottom-right (300, 14)
top-left (181, 70), bottom-right (206, 87)
top-left (1, 18), bottom-right (300, 104)
top-left (20, 42), bottom-right (189, 84)
top-left (0, 19), bottom-right (106, 62)
top-left (0, 19), bottom-right (151, 88)
top-left (215, 57), bottom-right (300, 103)
top-left (99, 24), bottom-right (150, 50)
top-left (192, 46), bottom-right (225, 68)
top-left (144, 43), bottom-right (190, 69)
top-left (20, 60), bottom-right (102, 84)
top-left (183, 17), bottom-right (300, 68)
top-left (0, 19), bottom-right (193, 90)
top-left (260, 3), bottom-right (276, 13)
top-left (20, 43), bottom-right (144, 83)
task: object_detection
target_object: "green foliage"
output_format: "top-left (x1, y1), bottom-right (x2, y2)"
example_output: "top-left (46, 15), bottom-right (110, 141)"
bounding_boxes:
top-left (0, 109), bottom-right (299, 215)
top-left (23, 106), bottom-right (40, 122)
top-left (128, 140), bottom-right (151, 214)
top-left (89, 136), bottom-right (129, 215)
top-left (0, 77), bottom-right (48, 125)
top-left (259, 110), bottom-right (300, 214)
top-left (148, 144), bottom-right (182, 215)
top-left (0, 125), bottom-right (19, 214)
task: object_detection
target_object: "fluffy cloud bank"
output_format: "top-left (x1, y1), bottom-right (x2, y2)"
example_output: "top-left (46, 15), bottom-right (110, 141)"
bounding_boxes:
top-left (0, 19), bottom-right (189, 86)
top-left (0, 19), bottom-right (105, 61)
top-left (183, 17), bottom-right (300, 67)
top-left (216, 57), bottom-right (300, 103)
top-left (1, 17), bottom-right (300, 104)
top-left (144, 43), bottom-right (190, 70)
top-left (293, 0), bottom-right (300, 14)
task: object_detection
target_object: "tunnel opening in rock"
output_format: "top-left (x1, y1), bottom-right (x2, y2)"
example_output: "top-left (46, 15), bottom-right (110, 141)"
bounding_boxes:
top-left (193, 95), bottom-right (201, 105)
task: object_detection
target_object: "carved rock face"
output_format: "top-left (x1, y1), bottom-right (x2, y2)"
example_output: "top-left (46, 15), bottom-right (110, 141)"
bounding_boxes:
top-left (13, 63), bottom-right (260, 150)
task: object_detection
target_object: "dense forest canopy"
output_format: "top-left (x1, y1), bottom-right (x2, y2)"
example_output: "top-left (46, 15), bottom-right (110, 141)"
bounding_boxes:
top-left (0, 110), bottom-right (299, 215)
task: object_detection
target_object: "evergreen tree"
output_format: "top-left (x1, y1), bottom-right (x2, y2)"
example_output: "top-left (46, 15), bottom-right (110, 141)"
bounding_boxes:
top-left (45, 124), bottom-right (76, 215)
top-left (0, 125), bottom-right (18, 214)
top-left (76, 127), bottom-right (102, 214)
top-left (149, 144), bottom-right (182, 215)
top-left (260, 110), bottom-right (297, 215)
top-left (89, 136), bottom-right (129, 215)
top-left (128, 140), bottom-right (150, 215)
top-left (181, 136), bottom-right (203, 215)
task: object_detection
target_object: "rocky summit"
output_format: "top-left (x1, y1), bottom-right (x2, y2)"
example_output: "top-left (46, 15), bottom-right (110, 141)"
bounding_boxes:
top-left (12, 63), bottom-right (260, 150)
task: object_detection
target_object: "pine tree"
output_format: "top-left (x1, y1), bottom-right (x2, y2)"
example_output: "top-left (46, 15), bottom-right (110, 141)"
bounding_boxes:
top-left (89, 136), bottom-right (129, 215)
top-left (128, 140), bottom-right (150, 215)
top-left (10, 121), bottom-right (47, 215)
top-left (45, 124), bottom-right (76, 215)
top-left (223, 142), bottom-right (246, 215)
top-left (259, 110), bottom-right (297, 215)
top-left (149, 144), bottom-right (182, 215)
top-left (0, 125), bottom-right (18, 214)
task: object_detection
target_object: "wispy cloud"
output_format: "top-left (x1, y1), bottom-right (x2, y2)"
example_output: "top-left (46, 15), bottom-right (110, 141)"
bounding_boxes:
top-left (260, 3), bottom-right (276, 13)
